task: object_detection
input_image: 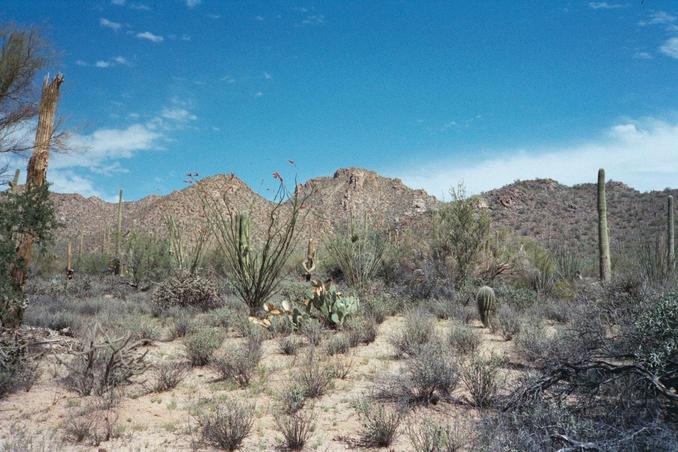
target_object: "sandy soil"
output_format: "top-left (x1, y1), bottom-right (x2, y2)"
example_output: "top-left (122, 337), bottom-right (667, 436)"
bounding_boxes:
top-left (0, 316), bottom-right (521, 451)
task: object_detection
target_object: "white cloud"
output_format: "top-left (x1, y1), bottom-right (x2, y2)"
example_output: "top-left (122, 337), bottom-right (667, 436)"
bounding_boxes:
top-left (186, 0), bottom-right (201, 8)
top-left (100, 18), bottom-right (122, 31)
top-left (160, 108), bottom-right (197, 122)
top-left (221, 75), bottom-right (236, 83)
top-left (254, 91), bottom-right (264, 97)
top-left (113, 56), bottom-right (130, 65)
top-left (111, 0), bottom-right (125, 5)
top-left (660, 37), bottom-right (678, 58)
top-left (302, 14), bottom-right (325, 25)
top-left (639, 11), bottom-right (677, 26)
top-left (75, 60), bottom-right (88, 66)
top-left (588, 2), bottom-right (627, 10)
top-left (136, 31), bottom-right (164, 43)
top-left (390, 118), bottom-right (678, 197)
top-left (95, 60), bottom-right (112, 68)
top-left (633, 51), bottom-right (653, 60)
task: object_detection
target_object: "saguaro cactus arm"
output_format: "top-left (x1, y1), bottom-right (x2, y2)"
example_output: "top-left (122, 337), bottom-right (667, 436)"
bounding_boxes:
top-left (668, 195), bottom-right (675, 270)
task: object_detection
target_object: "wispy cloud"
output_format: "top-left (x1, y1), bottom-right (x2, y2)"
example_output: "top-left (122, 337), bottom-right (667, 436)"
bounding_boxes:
top-left (111, 0), bottom-right (125, 5)
top-left (588, 2), bottom-right (627, 10)
top-left (633, 51), bottom-right (653, 60)
top-left (186, 0), bottom-right (201, 8)
top-left (136, 31), bottom-right (164, 43)
top-left (75, 56), bottom-right (132, 68)
top-left (639, 10), bottom-right (677, 27)
top-left (99, 18), bottom-right (122, 31)
top-left (391, 118), bottom-right (678, 196)
top-left (159, 107), bottom-right (197, 122)
top-left (660, 37), bottom-right (678, 58)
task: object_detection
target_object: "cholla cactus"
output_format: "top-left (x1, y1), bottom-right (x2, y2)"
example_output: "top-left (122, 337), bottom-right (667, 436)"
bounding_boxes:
top-left (476, 285), bottom-right (496, 328)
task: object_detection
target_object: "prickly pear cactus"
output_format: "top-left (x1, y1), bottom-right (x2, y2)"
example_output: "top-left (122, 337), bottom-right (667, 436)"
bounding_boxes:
top-left (305, 279), bottom-right (359, 327)
top-left (476, 285), bottom-right (496, 328)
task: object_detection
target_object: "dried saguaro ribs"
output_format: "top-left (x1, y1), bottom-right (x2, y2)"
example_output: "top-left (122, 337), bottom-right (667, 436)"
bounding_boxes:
top-left (10, 74), bottom-right (64, 292)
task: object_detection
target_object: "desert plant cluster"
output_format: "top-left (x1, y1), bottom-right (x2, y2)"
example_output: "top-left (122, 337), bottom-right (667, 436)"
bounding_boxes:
top-left (1, 23), bottom-right (677, 452)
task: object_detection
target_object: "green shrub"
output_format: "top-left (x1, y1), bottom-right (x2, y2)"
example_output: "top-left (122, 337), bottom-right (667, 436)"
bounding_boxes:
top-left (184, 327), bottom-right (223, 366)
top-left (390, 308), bottom-right (435, 357)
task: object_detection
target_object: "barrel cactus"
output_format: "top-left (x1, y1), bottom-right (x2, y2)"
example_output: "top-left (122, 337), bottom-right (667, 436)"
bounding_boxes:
top-left (476, 286), bottom-right (496, 328)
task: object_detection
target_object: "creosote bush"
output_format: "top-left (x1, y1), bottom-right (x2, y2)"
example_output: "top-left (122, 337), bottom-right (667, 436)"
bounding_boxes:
top-left (353, 398), bottom-right (402, 447)
top-left (390, 307), bottom-right (435, 357)
top-left (459, 354), bottom-right (504, 409)
top-left (152, 361), bottom-right (188, 392)
top-left (447, 323), bottom-right (480, 356)
top-left (184, 326), bottom-right (223, 366)
top-left (407, 419), bottom-right (466, 452)
top-left (198, 399), bottom-right (255, 451)
top-left (212, 336), bottom-right (262, 387)
top-left (493, 304), bottom-right (521, 341)
top-left (274, 410), bottom-right (315, 450)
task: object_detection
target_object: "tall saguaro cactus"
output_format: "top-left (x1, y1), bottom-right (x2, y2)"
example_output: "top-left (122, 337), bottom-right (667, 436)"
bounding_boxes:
top-left (597, 168), bottom-right (612, 282)
top-left (115, 189), bottom-right (123, 275)
top-left (7, 74), bottom-right (64, 328)
top-left (668, 195), bottom-right (675, 270)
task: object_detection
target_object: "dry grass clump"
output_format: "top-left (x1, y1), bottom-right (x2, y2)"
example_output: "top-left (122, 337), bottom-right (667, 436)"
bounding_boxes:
top-left (152, 360), bottom-right (188, 392)
top-left (407, 418), bottom-right (467, 452)
top-left (459, 354), bottom-right (505, 409)
top-left (274, 410), bottom-right (315, 450)
top-left (353, 397), bottom-right (403, 447)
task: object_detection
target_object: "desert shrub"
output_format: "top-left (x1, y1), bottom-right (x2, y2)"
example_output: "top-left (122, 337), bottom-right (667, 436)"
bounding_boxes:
top-left (361, 294), bottom-right (398, 324)
top-left (522, 241), bottom-right (557, 295)
top-left (513, 321), bottom-right (557, 365)
top-left (63, 416), bottom-right (94, 443)
top-left (300, 318), bottom-right (323, 346)
top-left (152, 360), bottom-right (188, 392)
top-left (277, 380), bottom-right (308, 414)
top-left (325, 220), bottom-right (388, 288)
top-left (277, 335), bottom-right (302, 355)
top-left (493, 304), bottom-right (521, 340)
top-left (537, 298), bottom-right (571, 323)
top-left (459, 354), bottom-right (504, 409)
top-left (633, 289), bottom-right (678, 374)
top-left (62, 325), bottom-right (149, 396)
top-left (495, 284), bottom-right (538, 311)
top-left (390, 307), bottom-right (435, 357)
top-left (151, 272), bottom-right (221, 312)
top-left (0, 332), bottom-right (39, 399)
top-left (447, 323), bottom-right (480, 356)
top-left (123, 316), bottom-right (162, 342)
top-left (205, 306), bottom-right (232, 329)
top-left (346, 315), bottom-right (377, 346)
top-left (274, 410), bottom-right (315, 450)
top-left (407, 418), bottom-right (466, 452)
top-left (325, 333), bottom-right (350, 356)
top-left (198, 399), bottom-right (255, 451)
top-left (432, 183), bottom-right (490, 289)
top-left (269, 315), bottom-right (294, 336)
top-left (212, 336), bottom-right (262, 387)
top-left (169, 308), bottom-right (194, 338)
top-left (378, 341), bottom-right (458, 406)
top-left (184, 326), bottom-right (223, 366)
top-left (297, 351), bottom-right (331, 398)
top-left (124, 232), bottom-right (172, 289)
top-left (353, 398), bottom-right (402, 447)
top-left (77, 251), bottom-right (113, 275)
top-left (328, 354), bottom-right (354, 379)
top-left (426, 298), bottom-right (459, 320)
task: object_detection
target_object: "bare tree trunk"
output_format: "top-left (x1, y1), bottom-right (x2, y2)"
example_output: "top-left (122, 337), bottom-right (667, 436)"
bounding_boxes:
top-left (7, 73), bottom-right (63, 328)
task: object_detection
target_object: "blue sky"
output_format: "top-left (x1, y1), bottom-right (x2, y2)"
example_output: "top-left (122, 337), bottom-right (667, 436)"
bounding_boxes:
top-left (3, 0), bottom-right (678, 200)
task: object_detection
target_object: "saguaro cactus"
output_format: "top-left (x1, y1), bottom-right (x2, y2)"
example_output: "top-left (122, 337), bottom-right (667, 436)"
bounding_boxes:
top-left (66, 240), bottom-right (73, 279)
top-left (9, 169), bottom-right (20, 193)
top-left (7, 74), bottom-right (64, 328)
top-left (597, 168), bottom-right (611, 282)
top-left (668, 195), bottom-right (675, 270)
top-left (115, 189), bottom-right (123, 275)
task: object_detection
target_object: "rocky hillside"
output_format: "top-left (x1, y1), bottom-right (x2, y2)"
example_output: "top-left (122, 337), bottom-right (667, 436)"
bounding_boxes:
top-left (48, 168), bottom-right (673, 257)
top-left (481, 178), bottom-right (674, 255)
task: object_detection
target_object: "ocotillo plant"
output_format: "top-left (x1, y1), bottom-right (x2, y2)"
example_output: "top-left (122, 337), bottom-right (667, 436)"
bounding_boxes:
top-left (668, 195), bottom-right (675, 271)
top-left (115, 189), bottom-right (123, 275)
top-left (597, 168), bottom-right (611, 282)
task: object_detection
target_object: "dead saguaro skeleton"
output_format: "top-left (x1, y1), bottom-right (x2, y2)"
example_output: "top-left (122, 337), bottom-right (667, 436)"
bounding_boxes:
top-left (8, 73), bottom-right (64, 323)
